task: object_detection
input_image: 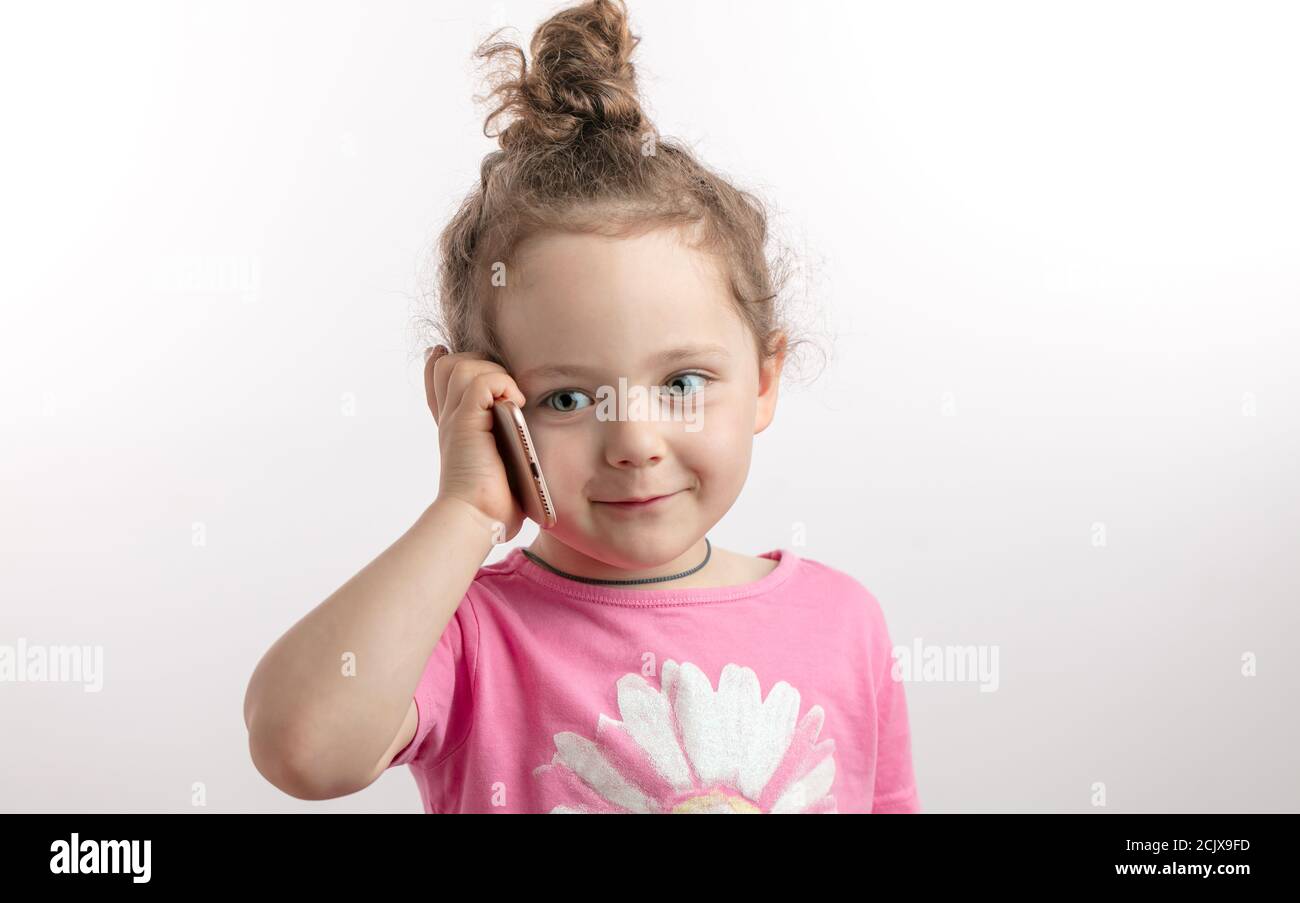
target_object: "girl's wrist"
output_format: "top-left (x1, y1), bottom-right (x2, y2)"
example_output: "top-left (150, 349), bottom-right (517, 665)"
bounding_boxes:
top-left (427, 495), bottom-right (503, 543)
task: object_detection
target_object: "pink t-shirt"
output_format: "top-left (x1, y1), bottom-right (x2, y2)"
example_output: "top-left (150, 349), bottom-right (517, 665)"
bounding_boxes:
top-left (386, 545), bottom-right (921, 814)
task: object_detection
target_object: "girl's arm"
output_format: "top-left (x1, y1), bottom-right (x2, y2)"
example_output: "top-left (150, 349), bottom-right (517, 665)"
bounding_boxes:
top-left (243, 495), bottom-right (497, 799)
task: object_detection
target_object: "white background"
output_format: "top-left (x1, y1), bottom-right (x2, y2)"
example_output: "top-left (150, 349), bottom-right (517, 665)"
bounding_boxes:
top-left (1, 0), bottom-right (1297, 812)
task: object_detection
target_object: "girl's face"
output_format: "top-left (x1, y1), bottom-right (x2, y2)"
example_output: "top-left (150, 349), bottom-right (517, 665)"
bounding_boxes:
top-left (496, 225), bottom-right (784, 573)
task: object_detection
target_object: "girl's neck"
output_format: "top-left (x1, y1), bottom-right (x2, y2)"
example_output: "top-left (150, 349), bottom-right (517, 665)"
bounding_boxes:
top-left (523, 534), bottom-right (724, 590)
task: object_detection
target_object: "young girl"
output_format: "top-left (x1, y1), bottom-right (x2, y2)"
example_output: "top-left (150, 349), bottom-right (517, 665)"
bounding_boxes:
top-left (244, 0), bottom-right (920, 814)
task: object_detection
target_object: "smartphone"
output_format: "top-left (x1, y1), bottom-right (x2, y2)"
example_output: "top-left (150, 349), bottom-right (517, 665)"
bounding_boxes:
top-left (491, 398), bottom-right (557, 529)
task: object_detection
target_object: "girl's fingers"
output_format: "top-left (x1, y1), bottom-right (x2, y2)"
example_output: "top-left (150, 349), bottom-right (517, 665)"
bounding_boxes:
top-left (468, 372), bottom-right (527, 413)
top-left (425, 346), bottom-right (526, 426)
top-left (441, 351), bottom-right (488, 417)
top-left (431, 346), bottom-right (475, 424)
top-left (434, 350), bottom-right (520, 420)
top-left (424, 346), bottom-right (450, 424)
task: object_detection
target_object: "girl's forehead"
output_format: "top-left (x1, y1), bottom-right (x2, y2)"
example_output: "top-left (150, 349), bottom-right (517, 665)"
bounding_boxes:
top-left (500, 247), bottom-right (737, 331)
top-left (498, 293), bottom-right (751, 383)
top-left (504, 316), bottom-right (742, 367)
top-left (495, 228), bottom-right (752, 372)
top-left (509, 227), bottom-right (725, 296)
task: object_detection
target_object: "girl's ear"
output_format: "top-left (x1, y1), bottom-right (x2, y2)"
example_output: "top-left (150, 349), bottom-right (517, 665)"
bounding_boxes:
top-left (754, 331), bottom-right (787, 435)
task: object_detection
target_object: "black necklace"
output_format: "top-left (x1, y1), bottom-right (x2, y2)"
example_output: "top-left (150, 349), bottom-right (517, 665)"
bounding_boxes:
top-left (522, 538), bottom-right (712, 586)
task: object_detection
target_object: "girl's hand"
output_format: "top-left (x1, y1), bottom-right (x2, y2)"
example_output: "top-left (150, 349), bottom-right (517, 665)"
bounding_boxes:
top-left (424, 345), bottom-right (529, 542)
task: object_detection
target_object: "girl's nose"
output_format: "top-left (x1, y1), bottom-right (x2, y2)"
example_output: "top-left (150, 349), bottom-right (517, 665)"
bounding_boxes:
top-left (601, 418), bottom-right (668, 468)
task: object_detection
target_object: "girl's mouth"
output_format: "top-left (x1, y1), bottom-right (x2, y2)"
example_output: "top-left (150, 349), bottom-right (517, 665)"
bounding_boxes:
top-left (593, 490), bottom-right (684, 512)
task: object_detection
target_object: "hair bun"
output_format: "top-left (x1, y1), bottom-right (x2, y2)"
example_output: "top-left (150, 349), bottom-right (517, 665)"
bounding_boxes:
top-left (477, 0), bottom-right (648, 149)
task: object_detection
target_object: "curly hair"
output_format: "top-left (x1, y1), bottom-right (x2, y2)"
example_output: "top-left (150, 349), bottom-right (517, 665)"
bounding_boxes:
top-left (416, 0), bottom-right (823, 381)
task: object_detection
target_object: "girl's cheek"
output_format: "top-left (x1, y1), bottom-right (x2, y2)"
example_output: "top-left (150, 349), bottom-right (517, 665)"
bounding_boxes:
top-left (686, 414), bottom-right (744, 461)
top-left (547, 429), bottom-right (598, 492)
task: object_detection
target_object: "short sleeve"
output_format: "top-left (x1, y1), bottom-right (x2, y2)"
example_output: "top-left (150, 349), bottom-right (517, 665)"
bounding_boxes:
top-left (387, 593), bottom-right (479, 770)
top-left (865, 590), bottom-right (921, 814)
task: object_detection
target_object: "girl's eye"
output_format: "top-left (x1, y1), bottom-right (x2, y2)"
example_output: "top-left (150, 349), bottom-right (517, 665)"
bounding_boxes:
top-left (540, 373), bottom-right (711, 412)
top-left (665, 372), bottom-right (711, 396)
top-left (542, 389), bottom-right (594, 413)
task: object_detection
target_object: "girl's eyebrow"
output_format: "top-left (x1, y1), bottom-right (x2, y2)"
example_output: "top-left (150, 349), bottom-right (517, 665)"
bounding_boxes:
top-left (516, 342), bottom-right (731, 382)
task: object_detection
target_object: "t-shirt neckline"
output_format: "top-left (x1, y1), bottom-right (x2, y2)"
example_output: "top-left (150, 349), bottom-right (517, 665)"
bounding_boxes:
top-left (506, 545), bottom-right (799, 607)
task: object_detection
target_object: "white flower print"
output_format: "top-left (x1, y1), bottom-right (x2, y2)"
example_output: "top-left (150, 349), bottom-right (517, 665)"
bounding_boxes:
top-left (532, 660), bottom-right (837, 813)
